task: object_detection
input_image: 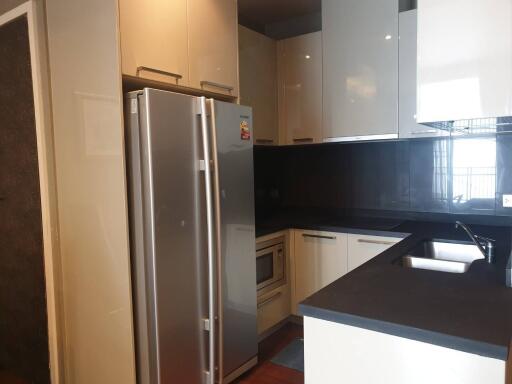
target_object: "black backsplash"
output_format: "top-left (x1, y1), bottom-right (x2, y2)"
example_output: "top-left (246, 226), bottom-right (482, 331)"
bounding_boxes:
top-left (254, 133), bottom-right (512, 223)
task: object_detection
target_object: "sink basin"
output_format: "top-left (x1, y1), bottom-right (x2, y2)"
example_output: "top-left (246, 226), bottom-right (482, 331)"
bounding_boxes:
top-left (400, 240), bottom-right (484, 273)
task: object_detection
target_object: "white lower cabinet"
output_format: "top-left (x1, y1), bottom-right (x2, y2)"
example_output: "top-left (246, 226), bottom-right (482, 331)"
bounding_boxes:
top-left (293, 230), bottom-right (348, 312)
top-left (347, 234), bottom-right (401, 272)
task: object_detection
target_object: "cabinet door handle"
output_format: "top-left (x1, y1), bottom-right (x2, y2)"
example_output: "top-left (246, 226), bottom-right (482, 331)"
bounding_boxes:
top-left (410, 129), bottom-right (438, 135)
top-left (200, 80), bottom-right (234, 92)
top-left (302, 233), bottom-right (336, 240)
top-left (293, 138), bottom-right (314, 143)
top-left (257, 292), bottom-right (282, 308)
top-left (255, 139), bottom-right (274, 144)
top-left (357, 239), bottom-right (396, 246)
top-left (136, 66), bottom-right (183, 81)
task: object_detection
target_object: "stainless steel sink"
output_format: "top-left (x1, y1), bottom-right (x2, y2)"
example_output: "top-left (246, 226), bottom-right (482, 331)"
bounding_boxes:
top-left (401, 240), bottom-right (484, 273)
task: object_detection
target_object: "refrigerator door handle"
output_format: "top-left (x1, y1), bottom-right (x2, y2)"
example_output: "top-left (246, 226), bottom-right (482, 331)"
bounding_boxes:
top-left (198, 97), bottom-right (216, 384)
top-left (207, 98), bottom-right (224, 383)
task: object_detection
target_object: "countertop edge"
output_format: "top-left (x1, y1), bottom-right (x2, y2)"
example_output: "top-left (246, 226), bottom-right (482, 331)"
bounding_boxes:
top-left (298, 303), bottom-right (509, 361)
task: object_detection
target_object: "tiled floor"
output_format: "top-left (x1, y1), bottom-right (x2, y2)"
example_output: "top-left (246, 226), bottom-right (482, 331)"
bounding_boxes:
top-left (235, 322), bottom-right (304, 384)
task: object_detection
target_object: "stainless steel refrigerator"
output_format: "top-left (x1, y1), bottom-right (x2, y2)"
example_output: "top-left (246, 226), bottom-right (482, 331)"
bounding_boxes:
top-left (125, 88), bottom-right (258, 384)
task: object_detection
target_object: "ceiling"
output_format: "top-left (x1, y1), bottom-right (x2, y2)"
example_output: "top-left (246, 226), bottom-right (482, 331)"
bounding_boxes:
top-left (238, 0), bottom-right (321, 32)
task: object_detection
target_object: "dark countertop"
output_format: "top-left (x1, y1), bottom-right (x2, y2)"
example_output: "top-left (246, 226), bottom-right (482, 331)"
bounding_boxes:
top-left (256, 211), bottom-right (408, 238)
top-left (256, 211), bottom-right (512, 360)
top-left (299, 220), bottom-right (512, 361)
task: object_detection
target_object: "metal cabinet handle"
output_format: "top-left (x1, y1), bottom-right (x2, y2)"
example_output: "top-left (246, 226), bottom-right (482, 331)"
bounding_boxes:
top-left (410, 129), bottom-right (438, 135)
top-left (136, 66), bottom-right (183, 81)
top-left (198, 97), bottom-right (216, 384)
top-left (255, 139), bottom-right (274, 144)
top-left (357, 239), bottom-right (396, 246)
top-left (302, 233), bottom-right (336, 240)
top-left (200, 80), bottom-right (234, 92)
top-left (257, 292), bottom-right (283, 308)
top-left (293, 138), bottom-right (314, 143)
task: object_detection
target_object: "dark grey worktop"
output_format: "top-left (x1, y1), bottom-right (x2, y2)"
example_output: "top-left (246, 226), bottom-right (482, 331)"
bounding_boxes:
top-left (256, 212), bottom-right (512, 360)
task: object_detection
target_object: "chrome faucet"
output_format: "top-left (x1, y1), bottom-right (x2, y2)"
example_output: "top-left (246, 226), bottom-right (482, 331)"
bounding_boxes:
top-left (455, 221), bottom-right (495, 263)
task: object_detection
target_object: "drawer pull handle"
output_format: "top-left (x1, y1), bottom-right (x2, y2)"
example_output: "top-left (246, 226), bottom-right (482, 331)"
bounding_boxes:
top-left (258, 292), bottom-right (283, 308)
top-left (200, 80), bottom-right (234, 92)
top-left (256, 139), bottom-right (274, 144)
top-left (136, 66), bottom-right (182, 82)
top-left (302, 234), bottom-right (336, 240)
top-left (357, 239), bottom-right (396, 246)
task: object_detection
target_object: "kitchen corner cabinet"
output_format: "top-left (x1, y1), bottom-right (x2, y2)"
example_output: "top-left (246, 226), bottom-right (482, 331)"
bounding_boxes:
top-left (119, 0), bottom-right (239, 97)
top-left (322, 0), bottom-right (398, 141)
top-left (278, 32), bottom-right (323, 145)
top-left (398, 10), bottom-right (448, 139)
top-left (294, 230), bottom-right (348, 310)
top-left (239, 26), bottom-right (279, 145)
top-left (347, 234), bottom-right (400, 272)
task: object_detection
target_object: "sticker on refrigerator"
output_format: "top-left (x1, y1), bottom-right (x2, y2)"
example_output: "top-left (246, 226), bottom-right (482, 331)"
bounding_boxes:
top-left (240, 119), bottom-right (250, 141)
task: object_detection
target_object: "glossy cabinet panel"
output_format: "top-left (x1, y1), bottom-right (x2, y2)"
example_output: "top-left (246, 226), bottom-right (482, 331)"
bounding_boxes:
top-left (323, 0), bottom-right (398, 141)
top-left (278, 32), bottom-right (323, 145)
top-left (347, 234), bottom-right (400, 272)
top-left (399, 10), bottom-right (448, 139)
top-left (239, 25), bottom-right (278, 145)
top-left (119, 0), bottom-right (189, 85)
top-left (187, 0), bottom-right (239, 97)
top-left (294, 230), bottom-right (348, 308)
top-left (417, 0), bottom-right (512, 123)
top-left (45, 0), bottom-right (136, 382)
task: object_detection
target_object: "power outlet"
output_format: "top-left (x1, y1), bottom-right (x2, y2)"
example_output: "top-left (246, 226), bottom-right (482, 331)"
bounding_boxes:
top-left (503, 195), bottom-right (512, 208)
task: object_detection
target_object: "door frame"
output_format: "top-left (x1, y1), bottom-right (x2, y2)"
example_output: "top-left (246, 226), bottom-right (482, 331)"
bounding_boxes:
top-left (0, 2), bottom-right (61, 383)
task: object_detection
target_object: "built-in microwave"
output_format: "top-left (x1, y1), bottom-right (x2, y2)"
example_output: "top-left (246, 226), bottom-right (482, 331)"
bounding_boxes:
top-left (256, 236), bottom-right (286, 297)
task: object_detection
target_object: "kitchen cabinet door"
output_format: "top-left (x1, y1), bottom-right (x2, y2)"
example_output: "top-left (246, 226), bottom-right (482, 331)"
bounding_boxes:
top-left (347, 234), bottom-right (401, 272)
top-left (323, 0), bottom-right (398, 141)
top-left (294, 230), bottom-right (348, 307)
top-left (239, 26), bottom-right (278, 145)
top-left (119, 0), bottom-right (189, 85)
top-left (187, 0), bottom-right (239, 97)
top-left (257, 283), bottom-right (290, 335)
top-left (398, 10), bottom-right (448, 139)
top-left (278, 32), bottom-right (323, 145)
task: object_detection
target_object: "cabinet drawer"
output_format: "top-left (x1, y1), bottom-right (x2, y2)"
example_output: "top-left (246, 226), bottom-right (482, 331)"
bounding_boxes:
top-left (347, 234), bottom-right (401, 272)
top-left (257, 284), bottom-right (290, 335)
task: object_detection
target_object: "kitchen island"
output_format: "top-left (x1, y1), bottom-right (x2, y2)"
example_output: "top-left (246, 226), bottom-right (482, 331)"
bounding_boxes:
top-left (296, 220), bottom-right (512, 384)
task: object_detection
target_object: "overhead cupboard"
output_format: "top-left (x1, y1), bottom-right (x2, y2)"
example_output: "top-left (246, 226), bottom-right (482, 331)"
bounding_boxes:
top-left (322, 0), bottom-right (399, 142)
top-left (278, 31), bottom-right (323, 145)
top-left (119, 0), bottom-right (239, 97)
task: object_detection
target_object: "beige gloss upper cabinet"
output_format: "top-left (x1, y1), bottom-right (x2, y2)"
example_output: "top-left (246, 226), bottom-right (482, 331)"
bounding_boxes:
top-left (278, 32), bottom-right (323, 145)
top-left (187, 0), bottom-right (239, 97)
top-left (322, 0), bottom-right (398, 141)
top-left (119, 0), bottom-right (189, 85)
top-left (239, 25), bottom-right (278, 145)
